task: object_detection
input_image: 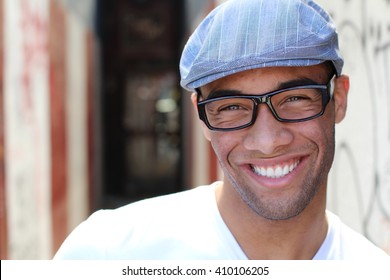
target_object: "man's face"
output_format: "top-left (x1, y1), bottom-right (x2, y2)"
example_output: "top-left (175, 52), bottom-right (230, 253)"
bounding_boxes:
top-left (195, 64), bottom-right (349, 220)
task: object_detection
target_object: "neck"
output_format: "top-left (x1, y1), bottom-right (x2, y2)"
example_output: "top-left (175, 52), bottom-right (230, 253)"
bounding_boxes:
top-left (216, 182), bottom-right (328, 260)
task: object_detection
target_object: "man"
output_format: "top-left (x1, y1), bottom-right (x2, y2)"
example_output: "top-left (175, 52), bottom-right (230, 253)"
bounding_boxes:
top-left (54, 0), bottom-right (389, 259)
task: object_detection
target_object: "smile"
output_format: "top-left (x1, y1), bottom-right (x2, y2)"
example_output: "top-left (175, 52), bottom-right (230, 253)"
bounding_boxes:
top-left (251, 160), bottom-right (300, 179)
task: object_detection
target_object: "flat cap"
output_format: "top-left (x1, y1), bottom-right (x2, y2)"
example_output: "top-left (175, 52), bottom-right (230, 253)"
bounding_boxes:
top-left (180, 0), bottom-right (343, 91)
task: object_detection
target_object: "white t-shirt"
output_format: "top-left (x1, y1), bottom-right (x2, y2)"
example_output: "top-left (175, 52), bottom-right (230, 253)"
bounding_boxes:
top-left (54, 182), bottom-right (389, 260)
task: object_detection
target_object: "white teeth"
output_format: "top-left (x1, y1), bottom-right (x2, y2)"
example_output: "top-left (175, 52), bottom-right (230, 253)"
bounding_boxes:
top-left (252, 160), bottom-right (300, 179)
top-left (283, 165), bottom-right (289, 175)
top-left (266, 167), bottom-right (274, 177)
top-left (275, 166), bottom-right (283, 177)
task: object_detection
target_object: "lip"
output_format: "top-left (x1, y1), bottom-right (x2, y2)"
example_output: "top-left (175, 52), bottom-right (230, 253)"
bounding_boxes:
top-left (241, 155), bottom-right (308, 189)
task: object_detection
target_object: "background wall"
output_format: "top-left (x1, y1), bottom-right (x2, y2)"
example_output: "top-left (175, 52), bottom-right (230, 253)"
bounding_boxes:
top-left (1, 0), bottom-right (97, 259)
top-left (3, 0), bottom-right (51, 259)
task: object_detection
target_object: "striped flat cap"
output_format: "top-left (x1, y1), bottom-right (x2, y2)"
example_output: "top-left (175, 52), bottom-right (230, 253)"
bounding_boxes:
top-left (180, 0), bottom-right (343, 91)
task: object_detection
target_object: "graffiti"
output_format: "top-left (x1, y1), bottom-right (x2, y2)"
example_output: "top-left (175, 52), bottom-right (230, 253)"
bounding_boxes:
top-left (318, 0), bottom-right (390, 252)
top-left (19, 0), bottom-right (48, 124)
top-left (5, 0), bottom-right (50, 259)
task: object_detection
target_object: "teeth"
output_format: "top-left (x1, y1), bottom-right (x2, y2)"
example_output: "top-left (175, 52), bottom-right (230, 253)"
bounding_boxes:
top-left (252, 160), bottom-right (300, 179)
top-left (283, 165), bottom-right (289, 175)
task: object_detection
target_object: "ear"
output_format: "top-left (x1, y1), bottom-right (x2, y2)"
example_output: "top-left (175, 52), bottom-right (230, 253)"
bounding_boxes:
top-left (191, 92), bottom-right (211, 141)
top-left (333, 75), bottom-right (349, 124)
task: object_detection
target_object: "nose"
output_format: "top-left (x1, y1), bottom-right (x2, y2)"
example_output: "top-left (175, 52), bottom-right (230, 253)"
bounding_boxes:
top-left (243, 104), bottom-right (294, 155)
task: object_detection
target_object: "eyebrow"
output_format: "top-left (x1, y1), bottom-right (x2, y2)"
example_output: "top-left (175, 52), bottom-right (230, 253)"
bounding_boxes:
top-left (203, 77), bottom-right (321, 100)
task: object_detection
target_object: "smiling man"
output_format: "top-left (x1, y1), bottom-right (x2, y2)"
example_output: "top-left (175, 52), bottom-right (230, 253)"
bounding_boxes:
top-left (192, 63), bottom-right (345, 259)
top-left (54, 0), bottom-right (389, 260)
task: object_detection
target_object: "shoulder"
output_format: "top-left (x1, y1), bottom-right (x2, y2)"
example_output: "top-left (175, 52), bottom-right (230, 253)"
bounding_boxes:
top-left (319, 211), bottom-right (389, 260)
top-left (54, 184), bottom-right (219, 259)
top-left (108, 183), bottom-right (217, 225)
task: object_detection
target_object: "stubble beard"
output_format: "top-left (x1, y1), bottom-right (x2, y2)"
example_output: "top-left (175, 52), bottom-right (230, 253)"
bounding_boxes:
top-left (227, 168), bottom-right (325, 220)
top-left (222, 143), bottom-right (335, 221)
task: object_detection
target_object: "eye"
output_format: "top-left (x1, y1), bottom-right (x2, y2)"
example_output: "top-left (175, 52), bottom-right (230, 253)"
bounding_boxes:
top-left (205, 98), bottom-right (253, 114)
top-left (285, 96), bottom-right (309, 102)
top-left (220, 104), bottom-right (244, 111)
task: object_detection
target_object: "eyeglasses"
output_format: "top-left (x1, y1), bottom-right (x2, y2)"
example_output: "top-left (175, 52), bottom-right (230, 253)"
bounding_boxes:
top-left (197, 77), bottom-right (335, 131)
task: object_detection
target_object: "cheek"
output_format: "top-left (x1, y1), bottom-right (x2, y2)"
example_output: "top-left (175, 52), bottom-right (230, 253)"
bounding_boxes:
top-left (309, 105), bottom-right (336, 144)
top-left (291, 112), bottom-right (335, 158)
top-left (209, 132), bottom-right (240, 162)
top-left (306, 119), bottom-right (336, 161)
top-left (210, 135), bottom-right (228, 156)
top-left (321, 112), bottom-right (336, 146)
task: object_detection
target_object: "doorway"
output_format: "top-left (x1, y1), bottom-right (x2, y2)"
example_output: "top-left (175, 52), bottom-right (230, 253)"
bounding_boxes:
top-left (98, 0), bottom-right (184, 208)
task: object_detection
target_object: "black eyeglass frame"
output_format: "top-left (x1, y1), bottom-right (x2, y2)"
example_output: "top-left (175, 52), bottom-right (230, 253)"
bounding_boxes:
top-left (196, 77), bottom-right (335, 132)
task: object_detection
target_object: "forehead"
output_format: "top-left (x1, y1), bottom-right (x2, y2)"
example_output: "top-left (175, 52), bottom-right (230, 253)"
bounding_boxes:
top-left (201, 64), bottom-right (331, 95)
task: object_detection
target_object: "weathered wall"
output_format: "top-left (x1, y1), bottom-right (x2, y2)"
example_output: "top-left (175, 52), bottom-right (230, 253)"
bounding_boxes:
top-left (3, 0), bottom-right (52, 259)
top-left (2, 0), bottom-right (96, 259)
